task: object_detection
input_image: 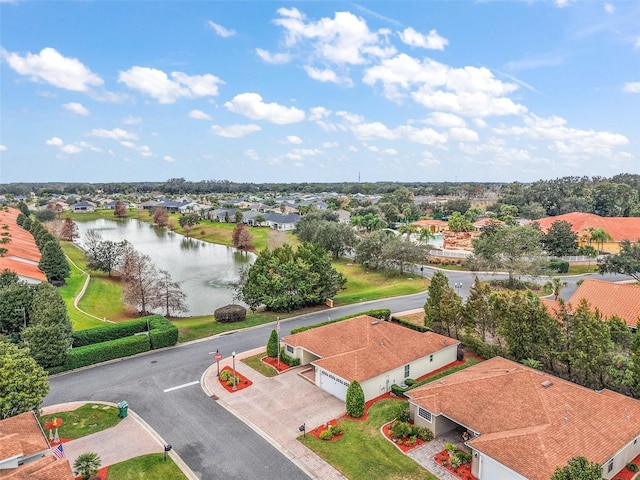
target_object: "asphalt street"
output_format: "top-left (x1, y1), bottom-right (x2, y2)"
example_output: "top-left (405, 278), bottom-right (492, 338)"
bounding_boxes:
top-left (44, 268), bottom-right (633, 479)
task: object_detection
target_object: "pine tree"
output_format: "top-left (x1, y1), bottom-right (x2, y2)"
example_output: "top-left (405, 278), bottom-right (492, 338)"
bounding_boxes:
top-left (345, 380), bottom-right (365, 418)
top-left (38, 241), bottom-right (70, 282)
top-left (266, 329), bottom-right (279, 358)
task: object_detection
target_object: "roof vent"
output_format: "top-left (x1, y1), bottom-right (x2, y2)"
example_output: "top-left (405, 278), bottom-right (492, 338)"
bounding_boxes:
top-left (371, 321), bottom-right (380, 325)
top-left (541, 380), bottom-right (553, 388)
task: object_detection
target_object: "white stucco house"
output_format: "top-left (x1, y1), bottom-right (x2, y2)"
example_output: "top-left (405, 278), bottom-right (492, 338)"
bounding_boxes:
top-left (408, 356), bottom-right (640, 480)
top-left (281, 315), bottom-right (460, 402)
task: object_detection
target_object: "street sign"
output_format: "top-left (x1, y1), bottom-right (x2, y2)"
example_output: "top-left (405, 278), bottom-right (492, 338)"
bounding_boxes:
top-left (214, 353), bottom-right (222, 361)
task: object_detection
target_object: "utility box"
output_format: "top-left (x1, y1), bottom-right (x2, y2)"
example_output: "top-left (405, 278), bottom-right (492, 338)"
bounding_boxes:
top-left (117, 401), bottom-right (129, 418)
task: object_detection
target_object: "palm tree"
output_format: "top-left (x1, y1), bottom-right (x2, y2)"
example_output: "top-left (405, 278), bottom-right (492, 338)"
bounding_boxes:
top-left (589, 227), bottom-right (613, 254)
top-left (418, 228), bottom-right (436, 247)
top-left (74, 452), bottom-right (102, 480)
top-left (398, 223), bottom-right (418, 238)
top-left (545, 276), bottom-right (568, 301)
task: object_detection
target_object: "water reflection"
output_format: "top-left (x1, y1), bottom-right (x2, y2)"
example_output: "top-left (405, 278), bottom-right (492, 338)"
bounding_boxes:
top-left (74, 218), bottom-right (255, 316)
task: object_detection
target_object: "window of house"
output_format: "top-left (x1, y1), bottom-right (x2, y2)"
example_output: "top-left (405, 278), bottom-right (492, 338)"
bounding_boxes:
top-left (286, 345), bottom-right (294, 354)
top-left (608, 460), bottom-right (614, 473)
top-left (429, 354), bottom-right (433, 362)
top-left (404, 364), bottom-right (410, 377)
top-left (418, 407), bottom-right (432, 422)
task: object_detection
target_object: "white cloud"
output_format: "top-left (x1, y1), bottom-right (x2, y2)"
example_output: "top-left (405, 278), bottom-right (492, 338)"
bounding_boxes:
top-left (63, 102), bottom-right (90, 116)
top-left (417, 151), bottom-right (440, 167)
top-left (349, 145), bottom-right (358, 152)
top-left (554, 0), bottom-right (575, 7)
top-left (1, 47), bottom-right (103, 92)
top-left (604, 3), bottom-right (615, 13)
top-left (88, 128), bottom-right (137, 140)
top-left (382, 148), bottom-right (398, 155)
top-left (322, 141), bottom-right (338, 148)
top-left (285, 135), bottom-right (303, 144)
top-left (225, 93), bottom-right (305, 124)
top-left (448, 127), bottom-right (479, 142)
top-left (122, 116), bottom-right (142, 125)
top-left (273, 8), bottom-right (393, 65)
top-left (412, 87), bottom-right (526, 118)
top-left (291, 148), bottom-right (322, 156)
top-left (245, 149), bottom-right (260, 160)
top-left (120, 141), bottom-right (152, 157)
top-left (623, 82), bottom-right (640, 93)
top-left (118, 67), bottom-right (223, 104)
top-left (207, 21), bottom-right (236, 38)
top-left (163, 155), bottom-right (175, 162)
top-left (189, 109), bottom-right (212, 120)
top-left (61, 144), bottom-right (82, 154)
top-left (256, 48), bottom-right (292, 64)
top-left (308, 106), bottom-right (331, 121)
top-left (211, 124), bottom-right (261, 138)
top-left (304, 66), bottom-right (349, 85)
top-left (45, 137), bottom-right (64, 146)
top-left (398, 27), bottom-right (448, 50)
top-left (424, 112), bottom-right (466, 128)
top-left (635, 38), bottom-right (640, 49)
top-left (0, 145), bottom-right (6, 151)
top-left (368, 145), bottom-right (379, 152)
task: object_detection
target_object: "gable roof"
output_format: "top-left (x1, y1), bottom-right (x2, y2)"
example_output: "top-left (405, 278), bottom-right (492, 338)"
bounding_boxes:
top-left (0, 456), bottom-right (73, 480)
top-left (0, 208), bottom-right (46, 283)
top-left (533, 212), bottom-right (640, 242)
top-left (0, 412), bottom-right (50, 463)
top-left (283, 315), bottom-right (459, 382)
top-left (408, 356), bottom-right (640, 480)
top-left (563, 278), bottom-right (640, 328)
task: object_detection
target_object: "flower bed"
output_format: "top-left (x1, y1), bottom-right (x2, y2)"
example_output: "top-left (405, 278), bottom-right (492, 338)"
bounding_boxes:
top-left (308, 419), bottom-right (344, 441)
top-left (381, 421), bottom-right (427, 453)
top-left (435, 449), bottom-right (477, 480)
top-left (261, 356), bottom-right (291, 372)
top-left (218, 366), bottom-right (252, 393)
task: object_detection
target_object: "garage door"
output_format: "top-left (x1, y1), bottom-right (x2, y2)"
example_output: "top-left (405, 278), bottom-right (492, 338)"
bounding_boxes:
top-left (319, 370), bottom-right (349, 401)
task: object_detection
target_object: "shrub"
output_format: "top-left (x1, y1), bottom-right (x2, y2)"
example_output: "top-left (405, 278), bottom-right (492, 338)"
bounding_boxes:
top-left (214, 304), bottom-right (247, 323)
top-left (404, 378), bottom-right (416, 386)
top-left (329, 424), bottom-right (343, 436)
top-left (391, 384), bottom-right (408, 398)
top-left (279, 348), bottom-right (300, 367)
top-left (345, 380), bottom-right (365, 418)
top-left (390, 421), bottom-right (412, 440)
top-left (319, 429), bottom-right (333, 441)
top-left (389, 316), bottom-right (430, 332)
top-left (396, 405), bottom-right (410, 423)
top-left (266, 329), bottom-right (279, 358)
top-left (449, 455), bottom-right (462, 470)
top-left (548, 259), bottom-right (569, 273)
top-left (456, 451), bottom-right (471, 464)
top-left (65, 335), bottom-right (150, 370)
top-left (219, 370), bottom-right (232, 381)
top-left (148, 316), bottom-right (178, 349)
top-left (417, 427), bottom-right (433, 441)
top-left (627, 463), bottom-right (639, 472)
top-left (71, 316), bottom-right (168, 348)
top-left (444, 442), bottom-right (457, 453)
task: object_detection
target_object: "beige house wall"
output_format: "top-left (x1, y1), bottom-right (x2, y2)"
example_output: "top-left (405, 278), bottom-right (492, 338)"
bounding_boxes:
top-left (603, 436), bottom-right (640, 479)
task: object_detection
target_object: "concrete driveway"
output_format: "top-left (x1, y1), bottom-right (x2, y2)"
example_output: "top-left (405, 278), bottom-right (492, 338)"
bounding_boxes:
top-left (202, 348), bottom-right (347, 480)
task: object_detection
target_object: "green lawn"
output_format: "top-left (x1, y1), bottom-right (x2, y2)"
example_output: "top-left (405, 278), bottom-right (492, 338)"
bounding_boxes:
top-left (172, 312), bottom-right (279, 343)
top-left (567, 264), bottom-right (599, 274)
top-left (300, 399), bottom-right (438, 480)
top-left (39, 403), bottom-right (121, 439)
top-left (241, 352), bottom-right (278, 377)
top-left (106, 453), bottom-right (187, 480)
top-left (333, 259), bottom-right (429, 305)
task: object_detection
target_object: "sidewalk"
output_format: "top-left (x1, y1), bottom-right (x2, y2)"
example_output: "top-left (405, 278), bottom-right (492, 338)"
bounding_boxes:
top-left (201, 348), bottom-right (348, 480)
top-left (41, 402), bottom-right (197, 479)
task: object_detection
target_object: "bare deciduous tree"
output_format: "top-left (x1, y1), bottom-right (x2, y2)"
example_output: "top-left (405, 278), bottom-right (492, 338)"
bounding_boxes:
top-left (155, 269), bottom-right (188, 317)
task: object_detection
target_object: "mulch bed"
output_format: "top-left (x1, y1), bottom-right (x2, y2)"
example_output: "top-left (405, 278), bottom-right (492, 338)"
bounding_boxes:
top-left (381, 421), bottom-right (426, 453)
top-left (307, 418), bottom-right (344, 441)
top-left (435, 450), bottom-right (477, 480)
top-left (218, 366), bottom-right (252, 392)
top-left (261, 356), bottom-right (291, 372)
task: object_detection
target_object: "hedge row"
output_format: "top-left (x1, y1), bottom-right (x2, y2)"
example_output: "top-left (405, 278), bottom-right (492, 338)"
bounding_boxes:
top-left (389, 316), bottom-right (430, 333)
top-left (279, 348), bottom-right (301, 367)
top-left (49, 315), bottom-right (179, 374)
top-left (290, 309), bottom-right (391, 334)
top-left (64, 335), bottom-right (150, 371)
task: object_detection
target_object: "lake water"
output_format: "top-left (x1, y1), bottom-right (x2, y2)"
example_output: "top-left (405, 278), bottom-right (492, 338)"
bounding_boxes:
top-left (75, 218), bottom-right (255, 316)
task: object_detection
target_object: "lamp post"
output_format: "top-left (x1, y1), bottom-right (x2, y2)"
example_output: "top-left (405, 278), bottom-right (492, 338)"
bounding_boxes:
top-left (454, 283), bottom-right (462, 296)
top-left (232, 351), bottom-right (237, 391)
top-left (15, 307), bottom-right (26, 328)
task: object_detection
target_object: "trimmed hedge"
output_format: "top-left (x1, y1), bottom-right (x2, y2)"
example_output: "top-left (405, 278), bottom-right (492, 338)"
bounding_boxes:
top-left (389, 316), bottom-right (430, 332)
top-left (214, 304), bottom-right (247, 323)
top-left (50, 315), bottom-right (178, 373)
top-left (64, 335), bottom-right (150, 370)
top-left (279, 348), bottom-right (301, 367)
top-left (290, 309), bottom-right (391, 334)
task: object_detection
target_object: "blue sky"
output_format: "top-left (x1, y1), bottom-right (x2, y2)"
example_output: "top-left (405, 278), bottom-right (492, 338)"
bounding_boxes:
top-left (1, 1), bottom-right (639, 184)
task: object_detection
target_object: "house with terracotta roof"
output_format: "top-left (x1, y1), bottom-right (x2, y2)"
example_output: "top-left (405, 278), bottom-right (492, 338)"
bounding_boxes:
top-left (408, 356), bottom-right (640, 480)
top-left (0, 208), bottom-right (46, 284)
top-left (0, 412), bottom-right (73, 479)
top-left (411, 219), bottom-right (449, 233)
top-left (534, 212), bottom-right (640, 254)
top-left (282, 315), bottom-right (460, 401)
top-left (543, 278), bottom-right (640, 329)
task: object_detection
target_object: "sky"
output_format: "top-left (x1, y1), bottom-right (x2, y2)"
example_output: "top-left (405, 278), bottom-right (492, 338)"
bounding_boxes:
top-left (0, 1), bottom-right (639, 185)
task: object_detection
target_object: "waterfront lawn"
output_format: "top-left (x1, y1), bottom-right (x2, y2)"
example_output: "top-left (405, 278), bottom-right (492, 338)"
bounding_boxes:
top-left (106, 453), bottom-right (187, 480)
top-left (172, 312), bottom-right (277, 343)
top-left (333, 259), bottom-right (429, 305)
top-left (299, 398), bottom-right (437, 480)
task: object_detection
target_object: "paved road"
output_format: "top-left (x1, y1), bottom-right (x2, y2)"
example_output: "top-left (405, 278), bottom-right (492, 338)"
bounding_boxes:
top-left (44, 268), bottom-right (633, 479)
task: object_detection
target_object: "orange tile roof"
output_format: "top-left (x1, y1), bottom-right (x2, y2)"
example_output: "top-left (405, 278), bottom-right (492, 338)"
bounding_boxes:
top-left (1, 456), bottom-right (73, 480)
top-left (533, 212), bottom-right (640, 242)
top-left (408, 357), bottom-right (640, 480)
top-left (564, 278), bottom-right (640, 328)
top-left (282, 315), bottom-right (459, 382)
top-left (0, 207), bottom-right (46, 282)
top-left (0, 412), bottom-right (50, 464)
top-left (412, 219), bottom-right (448, 227)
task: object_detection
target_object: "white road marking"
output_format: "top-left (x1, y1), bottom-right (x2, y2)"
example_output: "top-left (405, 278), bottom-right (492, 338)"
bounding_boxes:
top-left (163, 380), bottom-right (200, 393)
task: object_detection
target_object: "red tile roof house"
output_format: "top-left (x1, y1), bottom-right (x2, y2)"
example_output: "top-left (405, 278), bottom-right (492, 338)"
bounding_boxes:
top-left (542, 278), bottom-right (640, 330)
top-left (281, 315), bottom-right (460, 402)
top-left (0, 207), bottom-right (46, 284)
top-left (0, 412), bottom-right (73, 479)
top-left (407, 356), bottom-right (640, 480)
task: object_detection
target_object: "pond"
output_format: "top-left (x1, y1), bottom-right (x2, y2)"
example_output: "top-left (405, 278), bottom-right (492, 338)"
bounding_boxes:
top-left (74, 218), bottom-right (255, 316)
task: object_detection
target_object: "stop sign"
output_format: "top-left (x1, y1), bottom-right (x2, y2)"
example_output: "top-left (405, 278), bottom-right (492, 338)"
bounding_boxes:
top-left (214, 353), bottom-right (222, 361)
